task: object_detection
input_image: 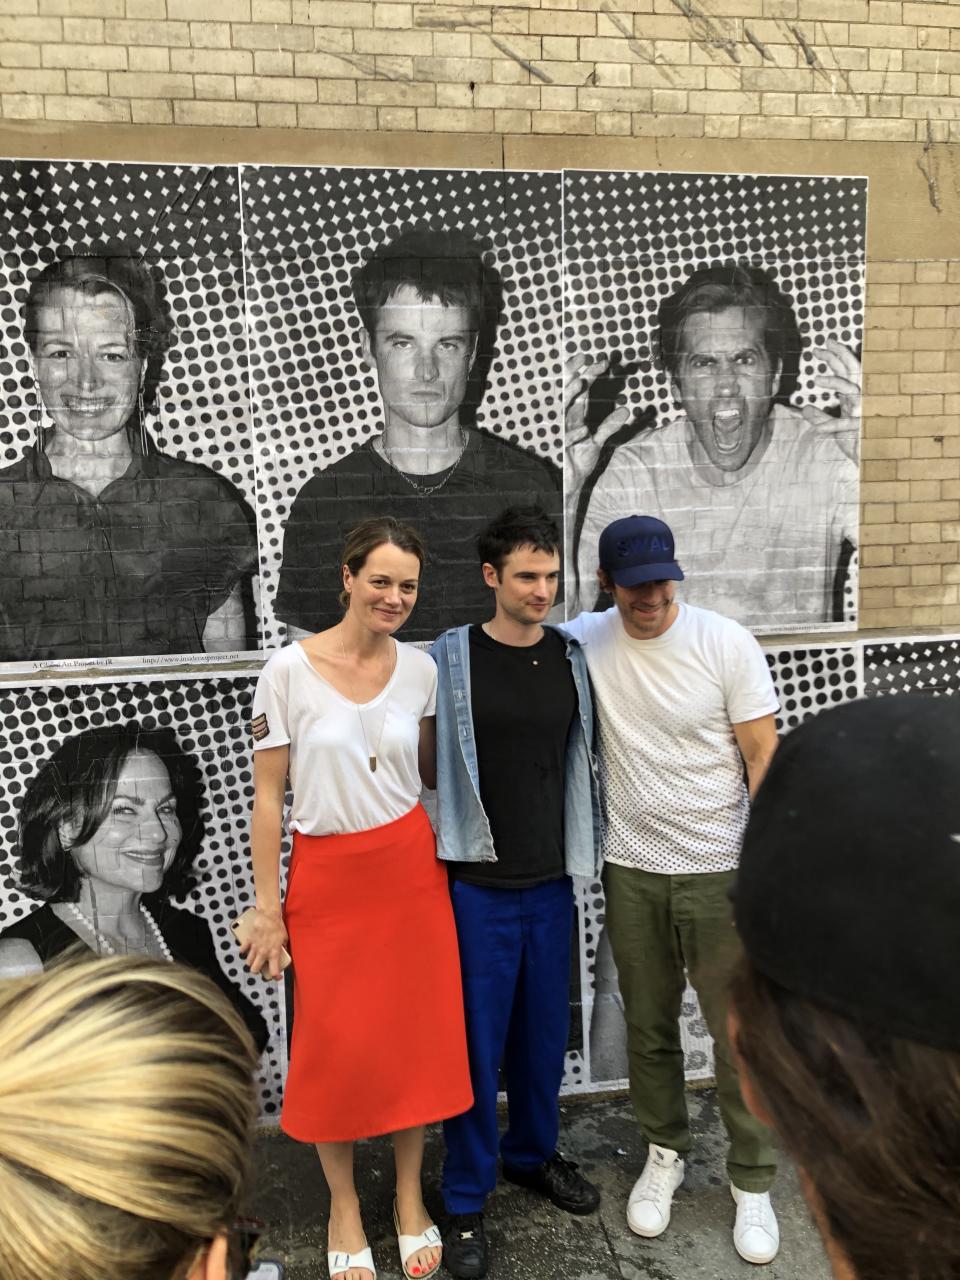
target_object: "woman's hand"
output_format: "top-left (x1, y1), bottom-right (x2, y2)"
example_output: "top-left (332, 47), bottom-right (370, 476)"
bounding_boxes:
top-left (239, 907), bottom-right (289, 982)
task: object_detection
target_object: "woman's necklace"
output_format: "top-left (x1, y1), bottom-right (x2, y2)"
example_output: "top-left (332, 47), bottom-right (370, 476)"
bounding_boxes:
top-left (336, 630), bottom-right (393, 772)
top-left (378, 427), bottom-right (468, 496)
top-left (66, 901), bottom-right (174, 962)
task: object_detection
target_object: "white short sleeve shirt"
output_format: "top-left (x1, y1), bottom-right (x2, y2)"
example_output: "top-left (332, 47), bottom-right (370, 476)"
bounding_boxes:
top-left (563, 603), bottom-right (778, 874)
top-left (251, 641), bottom-right (437, 837)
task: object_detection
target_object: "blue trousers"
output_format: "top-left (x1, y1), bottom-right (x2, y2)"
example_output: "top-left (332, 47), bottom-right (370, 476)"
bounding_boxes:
top-left (442, 876), bottom-right (575, 1215)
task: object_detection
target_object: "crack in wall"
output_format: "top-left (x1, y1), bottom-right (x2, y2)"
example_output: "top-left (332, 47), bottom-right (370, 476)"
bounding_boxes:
top-left (668, 0), bottom-right (741, 65)
top-left (600, 1), bottom-right (678, 86)
top-left (315, 45), bottom-right (411, 81)
top-left (918, 117), bottom-right (942, 213)
top-left (489, 35), bottom-right (553, 84)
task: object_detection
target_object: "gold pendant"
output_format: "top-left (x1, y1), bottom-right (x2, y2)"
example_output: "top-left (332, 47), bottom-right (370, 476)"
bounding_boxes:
top-left (369, 755), bottom-right (377, 772)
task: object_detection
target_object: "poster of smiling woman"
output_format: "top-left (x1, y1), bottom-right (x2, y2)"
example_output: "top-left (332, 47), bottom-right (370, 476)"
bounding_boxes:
top-left (564, 171), bottom-right (866, 634)
top-left (0, 672), bottom-right (286, 1115)
top-left (0, 161), bottom-right (259, 666)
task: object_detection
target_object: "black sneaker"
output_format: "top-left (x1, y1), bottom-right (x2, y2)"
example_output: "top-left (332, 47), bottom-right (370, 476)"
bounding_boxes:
top-left (441, 1212), bottom-right (488, 1280)
top-left (502, 1151), bottom-right (601, 1215)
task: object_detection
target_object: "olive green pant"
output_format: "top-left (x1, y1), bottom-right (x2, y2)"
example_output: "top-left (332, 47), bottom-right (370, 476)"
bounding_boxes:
top-left (602, 862), bottom-right (776, 1193)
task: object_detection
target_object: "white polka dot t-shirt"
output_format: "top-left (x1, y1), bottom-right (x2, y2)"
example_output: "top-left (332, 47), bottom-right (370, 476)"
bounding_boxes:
top-left (563, 604), bottom-right (778, 874)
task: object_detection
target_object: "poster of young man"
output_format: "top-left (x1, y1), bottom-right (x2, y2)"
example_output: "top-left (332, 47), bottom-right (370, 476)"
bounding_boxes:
top-left (241, 166), bottom-right (564, 645)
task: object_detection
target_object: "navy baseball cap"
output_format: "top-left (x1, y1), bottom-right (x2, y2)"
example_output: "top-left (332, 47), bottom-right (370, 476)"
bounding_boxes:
top-left (598, 515), bottom-right (684, 587)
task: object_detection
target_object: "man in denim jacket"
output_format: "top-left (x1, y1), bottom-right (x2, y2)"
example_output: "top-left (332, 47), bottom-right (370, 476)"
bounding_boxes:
top-left (430, 505), bottom-right (603, 1279)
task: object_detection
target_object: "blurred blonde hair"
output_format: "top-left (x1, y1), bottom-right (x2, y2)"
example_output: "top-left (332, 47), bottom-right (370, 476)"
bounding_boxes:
top-left (0, 956), bottom-right (258, 1280)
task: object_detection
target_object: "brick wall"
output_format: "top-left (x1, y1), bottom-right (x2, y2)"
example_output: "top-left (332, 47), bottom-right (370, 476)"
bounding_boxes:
top-left (1, 0), bottom-right (959, 637)
top-left (1, 0), bottom-right (958, 142)
top-left (860, 260), bottom-right (960, 631)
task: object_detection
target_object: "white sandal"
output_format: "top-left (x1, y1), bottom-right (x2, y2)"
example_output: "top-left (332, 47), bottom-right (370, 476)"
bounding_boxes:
top-left (392, 1198), bottom-right (442, 1280)
top-left (327, 1245), bottom-right (376, 1279)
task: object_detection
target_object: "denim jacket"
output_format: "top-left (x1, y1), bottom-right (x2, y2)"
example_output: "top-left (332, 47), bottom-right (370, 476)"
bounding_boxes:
top-left (429, 624), bottom-right (603, 878)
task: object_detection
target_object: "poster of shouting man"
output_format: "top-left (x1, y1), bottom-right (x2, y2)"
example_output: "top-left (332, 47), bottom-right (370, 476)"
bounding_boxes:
top-left (564, 172), bottom-right (866, 634)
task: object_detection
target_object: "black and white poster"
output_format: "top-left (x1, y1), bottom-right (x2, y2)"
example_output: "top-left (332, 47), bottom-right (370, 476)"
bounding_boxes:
top-left (0, 161), bottom-right (260, 666)
top-left (0, 672), bottom-right (286, 1114)
top-left (0, 161), bottom-right (864, 665)
top-left (0, 159), bottom-right (872, 1103)
top-left (564, 171), bottom-right (866, 634)
top-left (243, 166), bottom-right (564, 646)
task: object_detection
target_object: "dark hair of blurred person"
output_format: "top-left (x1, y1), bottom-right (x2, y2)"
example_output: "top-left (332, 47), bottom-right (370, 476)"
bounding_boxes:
top-left (730, 694), bottom-right (960, 1280)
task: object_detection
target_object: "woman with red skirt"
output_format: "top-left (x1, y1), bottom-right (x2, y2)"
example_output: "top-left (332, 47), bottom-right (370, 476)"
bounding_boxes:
top-left (242, 516), bottom-right (472, 1280)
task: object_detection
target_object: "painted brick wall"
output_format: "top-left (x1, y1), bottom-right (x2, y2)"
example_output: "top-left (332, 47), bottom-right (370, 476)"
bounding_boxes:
top-left (860, 259), bottom-right (960, 631)
top-left (1, 0), bottom-right (959, 636)
top-left (0, 0), bottom-right (957, 143)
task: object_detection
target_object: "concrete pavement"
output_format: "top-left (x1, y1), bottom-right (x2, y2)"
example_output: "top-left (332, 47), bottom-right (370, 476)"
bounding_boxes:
top-left (248, 1086), bottom-right (831, 1280)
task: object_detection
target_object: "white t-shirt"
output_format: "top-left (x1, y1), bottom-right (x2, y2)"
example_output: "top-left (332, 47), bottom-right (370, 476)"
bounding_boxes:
top-left (251, 641), bottom-right (437, 836)
top-left (563, 604), bottom-right (778, 874)
top-left (580, 404), bottom-right (858, 630)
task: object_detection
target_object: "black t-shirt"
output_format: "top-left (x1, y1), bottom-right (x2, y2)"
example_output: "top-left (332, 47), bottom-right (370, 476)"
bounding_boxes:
top-left (0, 440), bottom-right (258, 660)
top-left (449, 624), bottom-right (576, 889)
top-left (273, 428), bottom-right (562, 643)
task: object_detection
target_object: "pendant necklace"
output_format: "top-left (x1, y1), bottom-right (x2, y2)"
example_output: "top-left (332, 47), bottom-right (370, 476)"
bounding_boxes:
top-left (337, 629), bottom-right (393, 772)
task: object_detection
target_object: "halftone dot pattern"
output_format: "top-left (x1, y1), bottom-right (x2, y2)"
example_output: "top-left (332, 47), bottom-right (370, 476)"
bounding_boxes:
top-left (843, 550), bottom-right (858, 625)
top-left (0, 672), bottom-right (286, 1116)
top-left (561, 1049), bottom-right (584, 1091)
top-left (765, 643), bottom-right (862, 731)
top-left (864, 637), bottom-right (960, 697)
top-left (678, 987), bottom-right (713, 1081)
top-left (565, 898), bottom-right (584, 1089)
top-left (0, 160), bottom-right (259, 552)
top-left (239, 166), bottom-right (562, 647)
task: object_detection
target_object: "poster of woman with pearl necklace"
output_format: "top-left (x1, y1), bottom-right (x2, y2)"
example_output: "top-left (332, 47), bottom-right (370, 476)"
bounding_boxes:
top-left (0, 670), bottom-right (286, 1117)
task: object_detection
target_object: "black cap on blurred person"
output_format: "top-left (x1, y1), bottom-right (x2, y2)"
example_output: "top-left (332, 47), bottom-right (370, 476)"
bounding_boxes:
top-left (733, 694), bottom-right (960, 1050)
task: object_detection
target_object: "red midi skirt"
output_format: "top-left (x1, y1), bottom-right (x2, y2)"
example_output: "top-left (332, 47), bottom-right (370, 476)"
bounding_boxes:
top-left (280, 802), bottom-right (473, 1142)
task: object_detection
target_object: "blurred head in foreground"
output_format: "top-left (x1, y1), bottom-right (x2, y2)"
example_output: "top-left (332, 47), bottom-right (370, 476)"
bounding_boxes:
top-left (730, 694), bottom-right (960, 1280)
top-left (0, 956), bottom-right (257, 1280)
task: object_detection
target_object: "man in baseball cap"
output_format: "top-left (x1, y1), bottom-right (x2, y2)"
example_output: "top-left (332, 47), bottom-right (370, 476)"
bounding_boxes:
top-left (597, 515), bottom-right (685, 588)
top-left (730, 694), bottom-right (960, 1280)
top-left (563, 514), bottom-right (782, 1264)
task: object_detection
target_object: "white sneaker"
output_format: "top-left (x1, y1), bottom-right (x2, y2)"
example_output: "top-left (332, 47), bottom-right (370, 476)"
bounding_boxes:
top-left (626, 1143), bottom-right (685, 1238)
top-left (731, 1185), bottom-right (780, 1264)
